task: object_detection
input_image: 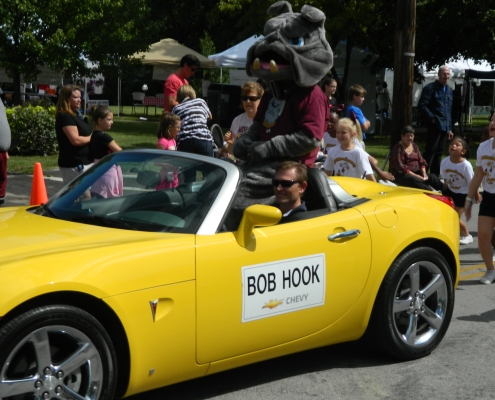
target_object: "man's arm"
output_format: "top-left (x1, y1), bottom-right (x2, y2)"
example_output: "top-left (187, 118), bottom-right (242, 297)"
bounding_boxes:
top-left (164, 76), bottom-right (182, 112)
top-left (417, 84), bottom-right (435, 123)
top-left (165, 95), bottom-right (178, 112)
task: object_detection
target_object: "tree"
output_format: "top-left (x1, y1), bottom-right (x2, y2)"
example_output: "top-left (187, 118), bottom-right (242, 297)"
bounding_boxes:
top-left (0, 0), bottom-right (151, 105)
top-left (415, 0), bottom-right (495, 69)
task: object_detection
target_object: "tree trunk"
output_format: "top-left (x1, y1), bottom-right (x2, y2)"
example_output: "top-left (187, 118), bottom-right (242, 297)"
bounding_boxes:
top-left (391, 0), bottom-right (416, 148)
top-left (342, 38), bottom-right (354, 103)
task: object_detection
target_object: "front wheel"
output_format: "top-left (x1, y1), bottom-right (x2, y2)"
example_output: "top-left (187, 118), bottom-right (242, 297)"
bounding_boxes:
top-left (367, 247), bottom-right (455, 360)
top-left (0, 305), bottom-right (117, 400)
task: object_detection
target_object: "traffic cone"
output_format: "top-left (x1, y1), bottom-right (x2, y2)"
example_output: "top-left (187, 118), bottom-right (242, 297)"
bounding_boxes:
top-left (30, 162), bottom-right (48, 205)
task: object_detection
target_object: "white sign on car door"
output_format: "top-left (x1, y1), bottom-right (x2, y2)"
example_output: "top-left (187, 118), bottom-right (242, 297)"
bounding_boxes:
top-left (241, 253), bottom-right (326, 322)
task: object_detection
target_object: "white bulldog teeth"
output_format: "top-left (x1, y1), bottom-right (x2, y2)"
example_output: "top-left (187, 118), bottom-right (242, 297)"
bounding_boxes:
top-left (253, 58), bottom-right (261, 70)
top-left (270, 60), bottom-right (278, 73)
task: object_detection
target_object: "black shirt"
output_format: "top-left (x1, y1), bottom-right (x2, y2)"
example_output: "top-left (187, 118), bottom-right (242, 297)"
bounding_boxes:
top-left (55, 112), bottom-right (93, 167)
top-left (280, 201), bottom-right (307, 223)
top-left (90, 130), bottom-right (114, 160)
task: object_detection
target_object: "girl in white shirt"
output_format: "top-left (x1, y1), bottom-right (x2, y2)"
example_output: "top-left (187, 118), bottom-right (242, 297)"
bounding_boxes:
top-left (440, 136), bottom-right (479, 245)
top-left (323, 118), bottom-right (375, 181)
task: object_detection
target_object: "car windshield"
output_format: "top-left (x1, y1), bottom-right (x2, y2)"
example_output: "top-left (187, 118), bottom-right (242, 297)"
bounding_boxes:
top-left (33, 151), bottom-right (227, 234)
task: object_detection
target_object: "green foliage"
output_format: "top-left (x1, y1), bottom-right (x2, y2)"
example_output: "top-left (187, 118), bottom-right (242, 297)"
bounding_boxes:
top-left (6, 105), bottom-right (58, 156)
top-left (0, 0), bottom-right (151, 104)
top-left (199, 31), bottom-right (230, 86)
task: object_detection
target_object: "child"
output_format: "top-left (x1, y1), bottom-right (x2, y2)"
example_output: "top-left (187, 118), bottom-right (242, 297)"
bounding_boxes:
top-left (322, 118), bottom-right (375, 181)
top-left (90, 106), bottom-right (123, 198)
top-left (441, 136), bottom-right (480, 245)
top-left (346, 84), bottom-right (371, 137)
top-left (323, 111), bottom-right (340, 151)
top-left (172, 84), bottom-right (213, 157)
top-left (157, 112), bottom-right (180, 150)
top-left (155, 113), bottom-right (181, 190)
top-left (155, 162), bottom-right (180, 191)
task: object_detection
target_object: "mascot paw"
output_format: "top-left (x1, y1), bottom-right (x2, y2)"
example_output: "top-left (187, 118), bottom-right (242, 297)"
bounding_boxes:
top-left (248, 141), bottom-right (270, 163)
top-left (233, 136), bottom-right (255, 159)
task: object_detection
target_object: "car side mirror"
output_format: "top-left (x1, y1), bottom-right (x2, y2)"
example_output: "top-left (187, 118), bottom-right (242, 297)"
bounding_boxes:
top-left (234, 205), bottom-right (282, 248)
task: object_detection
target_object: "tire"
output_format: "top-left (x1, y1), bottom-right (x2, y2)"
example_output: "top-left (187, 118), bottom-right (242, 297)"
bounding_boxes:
top-left (367, 247), bottom-right (454, 360)
top-left (0, 305), bottom-right (117, 400)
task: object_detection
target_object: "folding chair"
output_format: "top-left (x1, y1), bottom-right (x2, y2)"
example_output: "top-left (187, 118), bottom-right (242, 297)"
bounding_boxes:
top-left (131, 92), bottom-right (145, 114)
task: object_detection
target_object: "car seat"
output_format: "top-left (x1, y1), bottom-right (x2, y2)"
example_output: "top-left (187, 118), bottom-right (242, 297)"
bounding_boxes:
top-left (304, 168), bottom-right (338, 212)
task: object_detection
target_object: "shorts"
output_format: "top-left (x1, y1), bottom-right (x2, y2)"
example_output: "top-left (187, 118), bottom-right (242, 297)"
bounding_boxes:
top-left (479, 190), bottom-right (495, 218)
top-left (443, 187), bottom-right (467, 208)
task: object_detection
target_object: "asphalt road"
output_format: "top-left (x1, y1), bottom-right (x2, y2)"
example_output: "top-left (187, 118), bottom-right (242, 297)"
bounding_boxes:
top-left (3, 172), bottom-right (494, 399)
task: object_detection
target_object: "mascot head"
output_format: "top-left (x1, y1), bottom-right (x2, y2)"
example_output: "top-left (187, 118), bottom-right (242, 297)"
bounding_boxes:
top-left (246, 1), bottom-right (333, 87)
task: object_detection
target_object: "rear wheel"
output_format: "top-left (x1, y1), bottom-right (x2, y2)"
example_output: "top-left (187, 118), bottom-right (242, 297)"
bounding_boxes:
top-left (367, 247), bottom-right (454, 360)
top-left (0, 305), bottom-right (117, 400)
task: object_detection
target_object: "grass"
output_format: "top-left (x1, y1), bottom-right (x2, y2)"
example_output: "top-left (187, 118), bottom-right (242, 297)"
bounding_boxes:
top-left (7, 109), bottom-right (490, 174)
top-left (8, 114), bottom-right (161, 174)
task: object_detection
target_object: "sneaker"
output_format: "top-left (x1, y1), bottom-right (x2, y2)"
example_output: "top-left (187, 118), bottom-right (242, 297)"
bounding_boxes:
top-left (480, 270), bottom-right (495, 284)
top-left (460, 235), bottom-right (473, 245)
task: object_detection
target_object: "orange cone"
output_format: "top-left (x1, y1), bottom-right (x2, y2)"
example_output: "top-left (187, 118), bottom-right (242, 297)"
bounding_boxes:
top-left (30, 162), bottom-right (48, 205)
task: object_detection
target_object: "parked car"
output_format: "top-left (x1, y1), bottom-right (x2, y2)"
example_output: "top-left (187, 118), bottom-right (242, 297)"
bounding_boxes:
top-left (0, 150), bottom-right (459, 399)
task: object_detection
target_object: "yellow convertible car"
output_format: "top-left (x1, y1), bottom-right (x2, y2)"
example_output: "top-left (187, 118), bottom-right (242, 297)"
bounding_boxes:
top-left (0, 150), bottom-right (459, 399)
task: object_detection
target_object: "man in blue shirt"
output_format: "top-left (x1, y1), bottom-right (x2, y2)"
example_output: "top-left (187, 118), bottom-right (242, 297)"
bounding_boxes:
top-left (418, 66), bottom-right (454, 176)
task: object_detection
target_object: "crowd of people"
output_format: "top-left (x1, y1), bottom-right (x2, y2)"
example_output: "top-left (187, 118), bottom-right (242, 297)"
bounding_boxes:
top-left (2, 59), bottom-right (495, 284)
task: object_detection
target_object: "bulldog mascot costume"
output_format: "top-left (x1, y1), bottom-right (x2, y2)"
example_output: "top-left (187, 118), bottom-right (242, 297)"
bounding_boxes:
top-left (227, 1), bottom-right (333, 229)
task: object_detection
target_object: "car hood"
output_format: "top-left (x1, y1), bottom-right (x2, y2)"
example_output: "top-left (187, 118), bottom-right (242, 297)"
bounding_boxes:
top-left (0, 207), bottom-right (178, 261)
top-left (0, 207), bottom-right (196, 306)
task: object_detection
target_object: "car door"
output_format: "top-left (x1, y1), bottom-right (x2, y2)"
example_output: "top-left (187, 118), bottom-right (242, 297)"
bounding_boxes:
top-left (195, 207), bottom-right (372, 364)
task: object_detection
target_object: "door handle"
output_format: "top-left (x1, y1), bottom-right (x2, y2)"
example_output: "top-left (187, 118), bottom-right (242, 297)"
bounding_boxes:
top-left (328, 229), bottom-right (361, 241)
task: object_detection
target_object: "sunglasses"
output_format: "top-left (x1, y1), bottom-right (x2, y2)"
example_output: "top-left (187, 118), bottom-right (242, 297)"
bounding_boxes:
top-left (272, 179), bottom-right (300, 188)
top-left (190, 67), bottom-right (197, 72)
top-left (241, 95), bottom-right (260, 102)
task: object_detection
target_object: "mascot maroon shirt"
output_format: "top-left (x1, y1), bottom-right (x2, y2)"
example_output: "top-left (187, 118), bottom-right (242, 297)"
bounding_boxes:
top-left (255, 85), bottom-right (328, 167)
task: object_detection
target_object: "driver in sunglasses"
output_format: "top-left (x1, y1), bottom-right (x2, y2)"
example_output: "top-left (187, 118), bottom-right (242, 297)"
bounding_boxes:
top-left (273, 161), bottom-right (308, 221)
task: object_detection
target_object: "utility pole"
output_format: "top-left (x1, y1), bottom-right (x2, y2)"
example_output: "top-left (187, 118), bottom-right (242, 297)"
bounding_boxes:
top-left (391, 0), bottom-right (416, 147)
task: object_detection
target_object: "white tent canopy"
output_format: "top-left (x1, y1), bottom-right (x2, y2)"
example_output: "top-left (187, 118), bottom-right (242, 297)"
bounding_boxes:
top-left (422, 58), bottom-right (494, 83)
top-left (385, 58), bottom-right (495, 110)
top-left (209, 35), bottom-right (263, 68)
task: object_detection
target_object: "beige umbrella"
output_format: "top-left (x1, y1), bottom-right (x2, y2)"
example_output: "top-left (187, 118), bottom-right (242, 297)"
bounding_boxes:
top-left (132, 38), bottom-right (215, 69)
